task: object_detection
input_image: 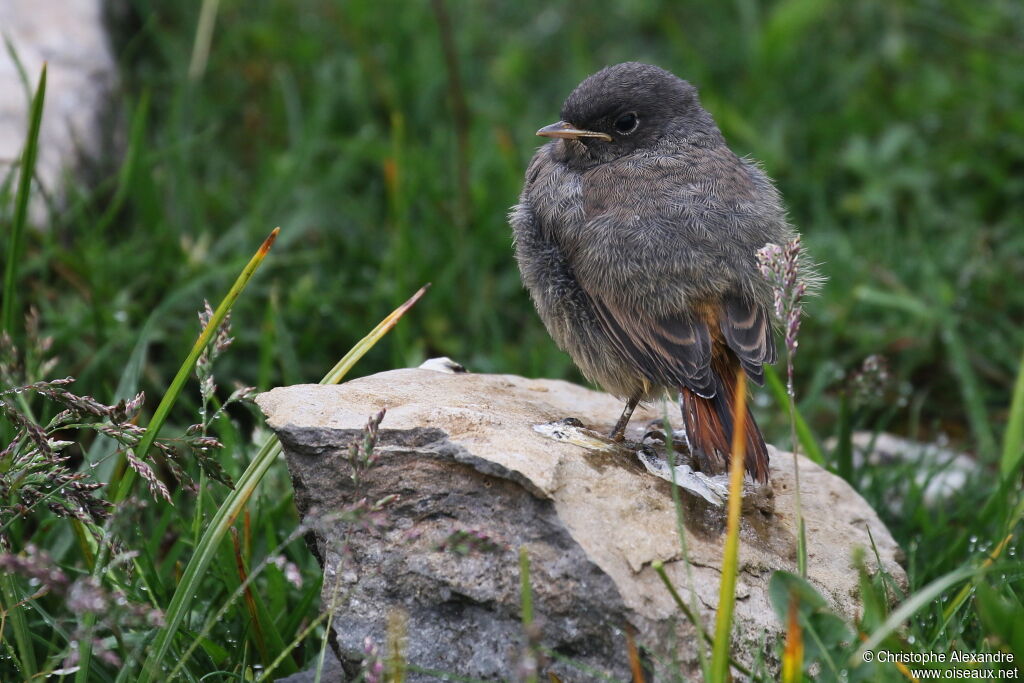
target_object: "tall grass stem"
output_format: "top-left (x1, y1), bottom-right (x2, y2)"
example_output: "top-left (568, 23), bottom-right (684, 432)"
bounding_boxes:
top-left (2, 64), bottom-right (45, 337)
top-left (137, 284), bottom-right (428, 682)
top-left (710, 371), bottom-right (748, 682)
top-left (112, 228), bottom-right (280, 503)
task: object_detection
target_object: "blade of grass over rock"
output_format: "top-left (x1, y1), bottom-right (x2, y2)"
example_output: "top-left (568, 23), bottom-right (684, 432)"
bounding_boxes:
top-left (661, 410), bottom-right (711, 676)
top-left (710, 372), bottom-right (749, 682)
top-left (314, 569), bottom-right (347, 683)
top-left (111, 227), bottom-right (280, 504)
top-left (321, 284), bottom-right (430, 385)
top-left (519, 546), bottom-right (539, 683)
top-left (764, 366), bottom-right (824, 465)
top-left (625, 626), bottom-right (645, 683)
top-left (652, 561), bottom-right (751, 678)
top-left (1, 63), bottom-right (45, 337)
top-left (1000, 345), bottom-right (1024, 479)
top-left (781, 596), bottom-right (804, 683)
top-left (138, 284), bottom-right (428, 683)
top-left (385, 610), bottom-right (408, 682)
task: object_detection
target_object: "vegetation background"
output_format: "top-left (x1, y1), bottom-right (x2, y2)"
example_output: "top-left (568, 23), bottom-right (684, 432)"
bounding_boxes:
top-left (1, 0), bottom-right (1022, 680)
top-left (24, 0), bottom-right (1024, 458)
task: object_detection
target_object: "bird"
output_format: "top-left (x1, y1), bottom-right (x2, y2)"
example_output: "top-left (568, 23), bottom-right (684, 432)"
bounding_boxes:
top-left (510, 62), bottom-right (800, 484)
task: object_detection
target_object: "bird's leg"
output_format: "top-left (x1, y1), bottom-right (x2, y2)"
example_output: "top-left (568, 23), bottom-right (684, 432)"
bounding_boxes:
top-left (609, 394), bottom-right (641, 442)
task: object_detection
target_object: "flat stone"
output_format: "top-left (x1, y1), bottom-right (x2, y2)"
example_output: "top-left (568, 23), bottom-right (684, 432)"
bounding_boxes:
top-left (258, 368), bottom-right (906, 680)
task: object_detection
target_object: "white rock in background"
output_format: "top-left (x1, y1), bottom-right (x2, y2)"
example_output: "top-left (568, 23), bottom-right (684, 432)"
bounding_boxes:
top-left (0, 0), bottom-right (117, 223)
top-left (848, 431), bottom-right (979, 504)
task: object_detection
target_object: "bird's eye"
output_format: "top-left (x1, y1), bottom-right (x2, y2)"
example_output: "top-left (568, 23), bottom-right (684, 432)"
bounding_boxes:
top-left (614, 112), bottom-right (639, 135)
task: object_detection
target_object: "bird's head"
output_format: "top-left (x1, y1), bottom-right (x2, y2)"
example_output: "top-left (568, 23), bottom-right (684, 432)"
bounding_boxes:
top-left (537, 62), bottom-right (719, 163)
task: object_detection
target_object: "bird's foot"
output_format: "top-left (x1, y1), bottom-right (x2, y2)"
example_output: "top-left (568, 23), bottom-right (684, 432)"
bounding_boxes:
top-left (608, 426), bottom-right (627, 443)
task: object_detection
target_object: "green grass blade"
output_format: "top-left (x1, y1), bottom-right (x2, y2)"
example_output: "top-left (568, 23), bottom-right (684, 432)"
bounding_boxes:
top-left (188, 0), bottom-right (221, 80)
top-left (519, 546), bottom-right (533, 629)
top-left (2, 63), bottom-right (46, 336)
top-left (942, 319), bottom-right (998, 461)
top-left (0, 574), bottom-right (37, 676)
top-left (710, 373), bottom-right (749, 682)
top-left (942, 497), bottom-right (1024, 628)
top-left (87, 271), bottom-right (220, 480)
top-left (94, 92), bottom-right (150, 235)
top-left (229, 529), bottom-right (297, 675)
top-left (321, 284), bottom-right (429, 385)
top-left (852, 286), bottom-right (934, 320)
top-left (0, 63), bottom-right (46, 679)
top-left (255, 609), bottom-right (331, 682)
top-left (519, 545), bottom-right (538, 683)
top-left (1000, 344), bottom-right (1024, 479)
top-left (77, 228), bottom-right (281, 679)
top-left (764, 365), bottom-right (824, 465)
top-left (851, 564), bottom-right (978, 665)
top-left (652, 561), bottom-right (751, 678)
top-left (111, 227), bottom-right (280, 503)
top-left (137, 284), bottom-right (427, 682)
top-left (149, 442), bottom-right (282, 682)
top-left (2, 36), bottom-right (32, 100)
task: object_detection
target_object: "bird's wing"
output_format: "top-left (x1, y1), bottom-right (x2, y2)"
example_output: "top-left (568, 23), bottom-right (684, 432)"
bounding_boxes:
top-left (587, 294), bottom-right (718, 397)
top-left (718, 295), bottom-right (776, 386)
top-left (587, 289), bottom-right (775, 396)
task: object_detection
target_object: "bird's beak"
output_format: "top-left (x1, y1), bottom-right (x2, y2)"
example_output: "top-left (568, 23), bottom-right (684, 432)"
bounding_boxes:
top-left (536, 120), bottom-right (612, 142)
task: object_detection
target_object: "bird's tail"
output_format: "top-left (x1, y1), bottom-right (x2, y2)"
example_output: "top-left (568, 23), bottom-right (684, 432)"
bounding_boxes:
top-left (679, 361), bottom-right (770, 483)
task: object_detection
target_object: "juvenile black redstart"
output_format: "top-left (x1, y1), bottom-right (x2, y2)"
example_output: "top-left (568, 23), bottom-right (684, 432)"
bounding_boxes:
top-left (510, 62), bottom-right (799, 483)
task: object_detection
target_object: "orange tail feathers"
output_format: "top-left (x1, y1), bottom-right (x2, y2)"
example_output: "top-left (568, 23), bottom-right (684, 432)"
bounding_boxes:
top-left (679, 360), bottom-right (770, 483)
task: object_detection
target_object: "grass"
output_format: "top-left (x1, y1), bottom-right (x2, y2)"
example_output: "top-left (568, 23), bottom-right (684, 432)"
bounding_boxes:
top-left (710, 372), bottom-right (750, 681)
top-left (1, 0), bottom-right (1023, 679)
top-left (1, 62), bottom-right (43, 337)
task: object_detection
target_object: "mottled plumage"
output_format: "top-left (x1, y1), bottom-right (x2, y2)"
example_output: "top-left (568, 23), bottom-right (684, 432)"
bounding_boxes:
top-left (510, 63), bottom-right (797, 483)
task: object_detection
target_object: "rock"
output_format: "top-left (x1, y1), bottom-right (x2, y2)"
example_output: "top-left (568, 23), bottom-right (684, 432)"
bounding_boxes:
top-left (846, 431), bottom-right (979, 506)
top-left (257, 368), bottom-right (906, 681)
top-left (417, 356), bottom-right (467, 374)
top-left (0, 0), bottom-right (118, 225)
